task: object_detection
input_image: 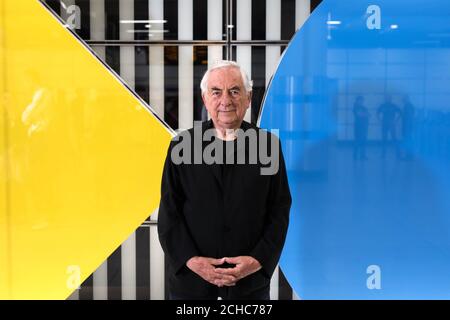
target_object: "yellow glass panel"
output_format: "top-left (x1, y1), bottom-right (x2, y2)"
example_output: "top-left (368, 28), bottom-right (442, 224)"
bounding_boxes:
top-left (0, 0), bottom-right (172, 299)
top-left (0, 0), bottom-right (10, 298)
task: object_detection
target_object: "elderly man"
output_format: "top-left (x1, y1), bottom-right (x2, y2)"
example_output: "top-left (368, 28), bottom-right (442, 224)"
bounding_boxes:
top-left (158, 60), bottom-right (291, 300)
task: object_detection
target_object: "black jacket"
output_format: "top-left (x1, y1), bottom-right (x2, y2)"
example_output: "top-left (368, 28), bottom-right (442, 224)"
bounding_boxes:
top-left (157, 120), bottom-right (292, 299)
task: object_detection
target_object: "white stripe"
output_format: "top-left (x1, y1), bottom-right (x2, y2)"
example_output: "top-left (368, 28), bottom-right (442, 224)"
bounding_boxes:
top-left (149, 47), bottom-right (165, 119)
top-left (150, 225), bottom-right (165, 299)
top-left (93, 260), bottom-right (108, 300)
top-left (207, 0), bottom-right (224, 119)
top-left (178, 47), bottom-right (194, 130)
top-left (178, 0), bottom-right (194, 130)
top-left (90, 0), bottom-right (105, 60)
top-left (208, 0), bottom-right (226, 120)
top-left (265, 0), bottom-right (281, 87)
top-left (149, 0), bottom-right (164, 41)
top-left (236, 0), bottom-right (251, 40)
top-left (206, 0), bottom-right (224, 120)
top-left (92, 50), bottom-right (106, 73)
top-left (236, 0), bottom-right (252, 122)
top-left (207, 0), bottom-right (224, 93)
top-left (270, 266), bottom-right (279, 300)
top-left (149, 1), bottom-right (165, 119)
top-left (120, 0), bottom-right (135, 90)
top-left (237, 46), bottom-right (252, 122)
top-left (121, 232), bottom-right (136, 300)
top-left (149, 207), bottom-right (159, 222)
top-left (266, 47), bottom-right (281, 87)
top-left (295, 0), bottom-right (310, 31)
top-left (90, 0), bottom-right (105, 39)
top-left (207, 44), bottom-right (223, 121)
top-left (119, 47), bottom-right (135, 89)
top-left (266, 0), bottom-right (281, 41)
top-left (208, 47), bottom-right (224, 70)
top-left (208, 0), bottom-right (223, 40)
top-left (119, 1), bottom-right (134, 40)
top-left (178, 0), bottom-right (193, 40)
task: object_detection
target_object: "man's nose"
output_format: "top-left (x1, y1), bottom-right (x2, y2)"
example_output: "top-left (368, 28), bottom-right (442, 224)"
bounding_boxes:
top-left (220, 92), bottom-right (232, 106)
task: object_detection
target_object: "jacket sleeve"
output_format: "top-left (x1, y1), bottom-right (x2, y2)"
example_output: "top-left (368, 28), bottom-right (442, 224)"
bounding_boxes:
top-left (250, 138), bottom-right (292, 278)
top-left (157, 140), bottom-right (199, 274)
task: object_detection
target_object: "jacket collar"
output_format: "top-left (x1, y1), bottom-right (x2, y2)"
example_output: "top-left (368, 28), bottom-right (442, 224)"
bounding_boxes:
top-left (201, 119), bottom-right (253, 189)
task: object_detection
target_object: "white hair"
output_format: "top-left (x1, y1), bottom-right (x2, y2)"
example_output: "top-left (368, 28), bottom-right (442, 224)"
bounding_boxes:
top-left (200, 60), bottom-right (253, 95)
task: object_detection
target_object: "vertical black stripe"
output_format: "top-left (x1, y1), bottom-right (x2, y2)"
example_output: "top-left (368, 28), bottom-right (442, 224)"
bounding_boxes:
top-left (164, 0), bottom-right (178, 40)
top-left (311, 0), bottom-right (323, 12)
top-left (44, 0), bottom-right (60, 16)
top-left (75, 0), bottom-right (90, 39)
top-left (164, 46), bottom-right (179, 130)
top-left (134, 0), bottom-right (149, 103)
top-left (231, 46), bottom-right (236, 62)
top-left (251, 46), bottom-right (266, 124)
top-left (193, 46), bottom-right (208, 121)
top-left (231, 0), bottom-right (236, 41)
top-left (105, 0), bottom-right (120, 74)
top-left (193, 0), bottom-right (207, 40)
top-left (135, 46), bottom-right (149, 103)
top-left (107, 247), bottom-right (122, 300)
top-left (224, 0), bottom-right (231, 60)
top-left (222, 0), bottom-right (227, 41)
top-left (136, 227), bottom-right (150, 300)
top-left (281, 0), bottom-right (296, 40)
top-left (78, 274), bottom-right (93, 300)
top-left (222, 46), bottom-right (229, 60)
top-left (251, 0), bottom-right (266, 40)
top-left (134, 0), bottom-right (148, 41)
top-left (105, 50), bottom-right (120, 75)
top-left (105, 0), bottom-right (120, 39)
top-left (278, 268), bottom-right (293, 300)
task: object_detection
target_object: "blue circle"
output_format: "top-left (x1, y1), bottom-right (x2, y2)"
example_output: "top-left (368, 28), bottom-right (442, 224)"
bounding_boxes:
top-left (260, 0), bottom-right (450, 299)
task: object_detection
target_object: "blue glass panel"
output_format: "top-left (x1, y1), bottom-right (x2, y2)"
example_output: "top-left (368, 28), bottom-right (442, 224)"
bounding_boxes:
top-left (261, 0), bottom-right (450, 299)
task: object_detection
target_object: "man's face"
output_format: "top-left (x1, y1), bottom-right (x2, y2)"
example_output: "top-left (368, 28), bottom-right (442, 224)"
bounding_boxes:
top-left (202, 67), bottom-right (251, 130)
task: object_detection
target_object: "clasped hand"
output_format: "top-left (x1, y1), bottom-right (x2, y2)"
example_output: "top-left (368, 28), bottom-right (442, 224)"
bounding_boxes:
top-left (186, 256), bottom-right (262, 287)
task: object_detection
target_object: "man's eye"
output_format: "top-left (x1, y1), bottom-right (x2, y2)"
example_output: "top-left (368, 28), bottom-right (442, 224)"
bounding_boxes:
top-left (230, 90), bottom-right (240, 96)
top-left (211, 91), bottom-right (220, 96)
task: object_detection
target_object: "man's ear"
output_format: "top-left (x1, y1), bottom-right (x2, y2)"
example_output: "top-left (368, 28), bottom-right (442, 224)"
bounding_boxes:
top-left (247, 91), bottom-right (253, 106)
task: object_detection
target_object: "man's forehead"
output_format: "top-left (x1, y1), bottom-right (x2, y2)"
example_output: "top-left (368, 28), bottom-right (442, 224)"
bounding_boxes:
top-left (208, 67), bottom-right (243, 87)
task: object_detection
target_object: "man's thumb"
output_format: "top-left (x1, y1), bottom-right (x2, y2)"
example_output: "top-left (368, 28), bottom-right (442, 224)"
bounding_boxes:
top-left (224, 256), bottom-right (239, 264)
top-left (212, 257), bottom-right (225, 265)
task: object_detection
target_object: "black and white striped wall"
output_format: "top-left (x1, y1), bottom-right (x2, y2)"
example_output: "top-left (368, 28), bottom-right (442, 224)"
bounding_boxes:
top-left (42, 0), bottom-right (322, 300)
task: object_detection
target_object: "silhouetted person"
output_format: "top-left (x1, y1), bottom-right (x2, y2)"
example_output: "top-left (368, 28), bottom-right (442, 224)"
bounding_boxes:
top-left (353, 96), bottom-right (369, 160)
top-left (401, 95), bottom-right (415, 160)
top-left (377, 95), bottom-right (401, 158)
